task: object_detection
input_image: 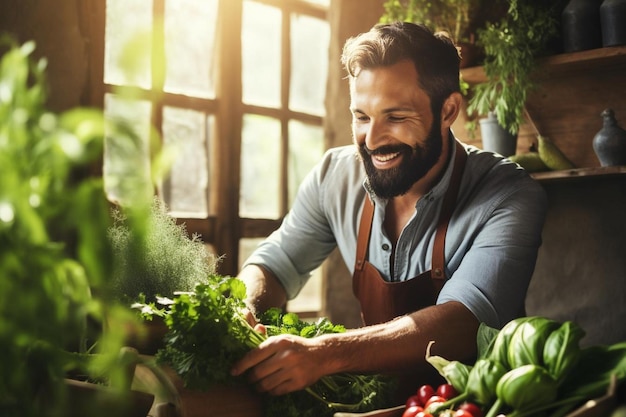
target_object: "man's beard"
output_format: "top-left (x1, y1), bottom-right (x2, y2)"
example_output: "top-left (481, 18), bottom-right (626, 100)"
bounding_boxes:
top-left (358, 120), bottom-right (443, 199)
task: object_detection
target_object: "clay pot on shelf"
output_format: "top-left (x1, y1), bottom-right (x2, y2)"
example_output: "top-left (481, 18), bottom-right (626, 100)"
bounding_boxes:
top-left (479, 112), bottom-right (518, 157)
top-left (592, 108), bottom-right (626, 167)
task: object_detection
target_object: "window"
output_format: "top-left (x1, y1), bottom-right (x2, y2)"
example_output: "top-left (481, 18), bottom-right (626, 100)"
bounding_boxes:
top-left (102, 0), bottom-right (330, 316)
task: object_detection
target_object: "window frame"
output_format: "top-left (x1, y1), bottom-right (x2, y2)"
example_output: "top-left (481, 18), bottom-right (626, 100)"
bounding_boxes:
top-left (88, 1), bottom-right (328, 314)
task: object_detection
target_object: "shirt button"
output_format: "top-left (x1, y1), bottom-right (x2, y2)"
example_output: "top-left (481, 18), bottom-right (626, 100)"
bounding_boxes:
top-left (382, 243), bottom-right (390, 251)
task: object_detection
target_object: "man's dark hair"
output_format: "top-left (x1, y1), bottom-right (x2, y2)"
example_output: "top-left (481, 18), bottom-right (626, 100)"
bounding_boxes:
top-left (341, 21), bottom-right (461, 112)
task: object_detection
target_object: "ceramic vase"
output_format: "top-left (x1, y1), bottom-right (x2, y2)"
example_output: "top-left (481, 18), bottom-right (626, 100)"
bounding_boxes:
top-left (592, 108), bottom-right (626, 166)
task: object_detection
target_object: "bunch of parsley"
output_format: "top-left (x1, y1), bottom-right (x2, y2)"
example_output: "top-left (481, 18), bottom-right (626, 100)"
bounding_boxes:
top-left (260, 308), bottom-right (396, 417)
top-left (134, 275), bottom-right (395, 417)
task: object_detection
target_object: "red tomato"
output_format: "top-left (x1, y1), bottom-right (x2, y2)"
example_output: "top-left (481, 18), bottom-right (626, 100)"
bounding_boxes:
top-left (402, 405), bottom-right (423, 417)
top-left (424, 395), bottom-right (446, 410)
top-left (436, 383), bottom-right (459, 400)
top-left (454, 410), bottom-right (474, 417)
top-left (458, 402), bottom-right (483, 417)
top-left (416, 384), bottom-right (435, 406)
top-left (405, 395), bottom-right (422, 409)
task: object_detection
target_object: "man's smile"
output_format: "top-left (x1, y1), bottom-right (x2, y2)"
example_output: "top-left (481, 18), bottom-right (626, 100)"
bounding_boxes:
top-left (372, 151), bottom-right (401, 162)
top-left (371, 151), bottom-right (402, 168)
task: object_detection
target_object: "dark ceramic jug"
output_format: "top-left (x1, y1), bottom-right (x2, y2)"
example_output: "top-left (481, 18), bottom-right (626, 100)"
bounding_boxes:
top-left (600, 0), bottom-right (626, 47)
top-left (562, 0), bottom-right (603, 52)
top-left (592, 108), bottom-right (626, 166)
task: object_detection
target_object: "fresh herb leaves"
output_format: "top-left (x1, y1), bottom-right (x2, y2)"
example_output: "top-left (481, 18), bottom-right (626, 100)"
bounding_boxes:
top-left (134, 275), bottom-right (395, 417)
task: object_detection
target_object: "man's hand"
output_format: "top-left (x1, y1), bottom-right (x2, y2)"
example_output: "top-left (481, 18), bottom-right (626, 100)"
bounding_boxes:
top-left (231, 334), bottom-right (324, 395)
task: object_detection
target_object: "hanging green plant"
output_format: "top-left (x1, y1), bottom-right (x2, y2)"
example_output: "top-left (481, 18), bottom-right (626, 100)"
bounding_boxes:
top-left (380, 0), bottom-right (484, 44)
top-left (466, 0), bottom-right (561, 135)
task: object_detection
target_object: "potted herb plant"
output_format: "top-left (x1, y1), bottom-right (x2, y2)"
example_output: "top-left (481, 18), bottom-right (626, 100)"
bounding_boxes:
top-left (0, 36), bottom-right (158, 417)
top-left (466, 0), bottom-right (561, 153)
top-left (108, 196), bottom-right (219, 353)
top-left (108, 197), bottom-right (218, 305)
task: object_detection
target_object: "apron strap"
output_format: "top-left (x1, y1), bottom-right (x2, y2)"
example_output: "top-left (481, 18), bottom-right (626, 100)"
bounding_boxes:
top-left (355, 195), bottom-right (374, 272)
top-left (432, 140), bottom-right (467, 279)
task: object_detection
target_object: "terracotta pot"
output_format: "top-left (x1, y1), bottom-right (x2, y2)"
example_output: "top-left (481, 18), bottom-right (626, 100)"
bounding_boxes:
top-left (134, 363), bottom-right (264, 417)
top-left (62, 378), bottom-right (154, 417)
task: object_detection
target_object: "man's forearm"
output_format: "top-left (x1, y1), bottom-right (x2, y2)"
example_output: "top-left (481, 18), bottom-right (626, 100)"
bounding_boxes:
top-left (237, 264), bottom-right (288, 318)
top-left (314, 300), bottom-right (479, 375)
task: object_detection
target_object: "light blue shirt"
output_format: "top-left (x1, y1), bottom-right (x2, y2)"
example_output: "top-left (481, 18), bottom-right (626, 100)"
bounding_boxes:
top-left (243, 135), bottom-right (548, 328)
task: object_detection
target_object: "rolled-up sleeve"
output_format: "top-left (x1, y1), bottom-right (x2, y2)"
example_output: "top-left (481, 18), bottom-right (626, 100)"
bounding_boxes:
top-left (242, 148), bottom-right (356, 299)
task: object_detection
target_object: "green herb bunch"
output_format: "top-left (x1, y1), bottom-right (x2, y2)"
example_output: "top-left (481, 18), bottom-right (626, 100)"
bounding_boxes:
top-left (108, 197), bottom-right (218, 304)
top-left (135, 277), bottom-right (396, 417)
top-left (260, 308), bottom-right (396, 417)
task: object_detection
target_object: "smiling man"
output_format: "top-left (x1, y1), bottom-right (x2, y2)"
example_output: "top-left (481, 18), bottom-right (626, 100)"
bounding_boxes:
top-left (232, 22), bottom-right (547, 400)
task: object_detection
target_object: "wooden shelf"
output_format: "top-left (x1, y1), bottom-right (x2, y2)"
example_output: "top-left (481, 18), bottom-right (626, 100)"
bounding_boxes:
top-left (460, 45), bottom-right (626, 85)
top-left (530, 165), bottom-right (626, 183)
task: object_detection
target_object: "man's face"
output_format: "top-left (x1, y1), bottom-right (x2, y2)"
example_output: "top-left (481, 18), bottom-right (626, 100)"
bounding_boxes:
top-left (350, 60), bottom-right (443, 199)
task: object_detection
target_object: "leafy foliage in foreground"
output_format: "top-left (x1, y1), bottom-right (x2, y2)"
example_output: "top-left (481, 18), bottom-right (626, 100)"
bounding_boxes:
top-left (135, 276), bottom-right (396, 417)
top-left (0, 37), bottom-right (156, 417)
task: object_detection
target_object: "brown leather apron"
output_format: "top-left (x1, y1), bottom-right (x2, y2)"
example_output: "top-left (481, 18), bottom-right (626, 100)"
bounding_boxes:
top-left (352, 140), bottom-right (467, 398)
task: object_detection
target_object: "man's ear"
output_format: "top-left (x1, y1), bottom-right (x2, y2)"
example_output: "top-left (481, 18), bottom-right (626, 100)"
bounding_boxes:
top-left (440, 92), bottom-right (462, 129)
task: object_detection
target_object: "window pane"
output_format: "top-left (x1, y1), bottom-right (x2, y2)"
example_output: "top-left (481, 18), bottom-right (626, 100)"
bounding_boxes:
top-left (240, 114), bottom-right (280, 218)
top-left (105, 0), bottom-right (152, 88)
top-left (287, 267), bottom-right (323, 314)
top-left (238, 237), bottom-right (264, 271)
top-left (103, 94), bottom-right (153, 206)
top-left (242, 1), bottom-right (281, 107)
top-left (161, 106), bottom-right (211, 217)
top-left (288, 120), bottom-right (324, 207)
top-left (289, 14), bottom-right (329, 115)
top-left (239, 237), bottom-right (323, 314)
top-left (164, 0), bottom-right (218, 98)
top-left (302, 0), bottom-right (330, 5)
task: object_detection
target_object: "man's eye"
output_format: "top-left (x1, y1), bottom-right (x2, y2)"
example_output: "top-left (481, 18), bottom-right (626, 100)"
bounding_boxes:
top-left (354, 115), bottom-right (369, 122)
top-left (388, 115), bottom-right (405, 122)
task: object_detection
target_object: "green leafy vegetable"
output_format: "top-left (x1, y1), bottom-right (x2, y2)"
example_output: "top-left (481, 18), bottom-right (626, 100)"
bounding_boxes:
top-left (487, 317), bottom-right (533, 369)
top-left (507, 317), bottom-right (560, 369)
top-left (542, 321), bottom-right (585, 385)
top-left (548, 342), bottom-right (626, 417)
top-left (430, 318), bottom-right (626, 417)
top-left (441, 360), bottom-right (472, 395)
top-left (135, 277), bottom-right (395, 417)
top-left (464, 359), bottom-right (508, 406)
top-left (260, 307), bottom-right (346, 338)
top-left (486, 364), bottom-right (558, 417)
